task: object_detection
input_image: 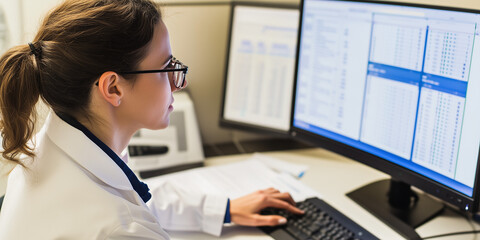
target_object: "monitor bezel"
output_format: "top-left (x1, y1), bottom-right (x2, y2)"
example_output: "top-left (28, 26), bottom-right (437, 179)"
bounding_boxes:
top-left (219, 1), bottom-right (299, 137)
top-left (291, 0), bottom-right (480, 212)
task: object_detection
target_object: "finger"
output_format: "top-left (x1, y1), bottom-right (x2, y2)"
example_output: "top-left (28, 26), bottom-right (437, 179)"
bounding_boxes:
top-left (262, 187), bottom-right (280, 194)
top-left (271, 192), bottom-right (296, 206)
top-left (266, 198), bottom-right (304, 215)
top-left (251, 214), bottom-right (288, 226)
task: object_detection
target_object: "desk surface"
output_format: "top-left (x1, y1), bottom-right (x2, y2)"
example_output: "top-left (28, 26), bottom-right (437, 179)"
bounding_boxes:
top-left (168, 148), bottom-right (479, 240)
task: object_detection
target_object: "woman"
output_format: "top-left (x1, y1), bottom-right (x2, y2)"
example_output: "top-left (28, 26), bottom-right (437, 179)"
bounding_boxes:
top-left (0, 0), bottom-right (303, 239)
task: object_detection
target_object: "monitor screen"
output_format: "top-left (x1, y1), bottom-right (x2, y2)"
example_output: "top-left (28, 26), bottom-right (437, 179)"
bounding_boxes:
top-left (220, 3), bottom-right (299, 134)
top-left (292, 0), bottom-right (480, 235)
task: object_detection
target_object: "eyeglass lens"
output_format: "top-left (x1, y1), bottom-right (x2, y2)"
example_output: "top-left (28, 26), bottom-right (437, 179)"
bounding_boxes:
top-left (171, 60), bottom-right (185, 88)
top-left (173, 71), bottom-right (182, 88)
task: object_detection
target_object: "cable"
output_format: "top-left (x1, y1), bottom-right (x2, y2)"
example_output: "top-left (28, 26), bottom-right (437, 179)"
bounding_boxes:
top-left (232, 131), bottom-right (247, 154)
top-left (422, 207), bottom-right (479, 240)
top-left (422, 230), bottom-right (480, 239)
top-left (461, 210), bottom-right (478, 240)
top-left (450, 206), bottom-right (478, 240)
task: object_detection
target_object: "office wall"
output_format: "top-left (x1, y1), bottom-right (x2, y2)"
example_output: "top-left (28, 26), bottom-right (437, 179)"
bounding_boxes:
top-left (160, 2), bottom-right (232, 145)
top-left (160, 0), bottom-right (299, 145)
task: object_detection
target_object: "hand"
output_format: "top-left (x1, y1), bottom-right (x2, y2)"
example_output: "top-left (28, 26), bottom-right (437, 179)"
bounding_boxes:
top-left (230, 188), bottom-right (304, 226)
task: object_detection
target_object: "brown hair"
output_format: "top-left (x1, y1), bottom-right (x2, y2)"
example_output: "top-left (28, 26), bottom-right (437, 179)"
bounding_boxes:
top-left (0, 0), bottom-right (161, 165)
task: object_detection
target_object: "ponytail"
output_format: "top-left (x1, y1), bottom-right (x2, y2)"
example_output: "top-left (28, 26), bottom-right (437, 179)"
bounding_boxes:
top-left (0, 43), bottom-right (42, 166)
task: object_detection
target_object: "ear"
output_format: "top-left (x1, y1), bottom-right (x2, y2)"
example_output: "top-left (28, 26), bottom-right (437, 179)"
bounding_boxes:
top-left (96, 71), bottom-right (124, 107)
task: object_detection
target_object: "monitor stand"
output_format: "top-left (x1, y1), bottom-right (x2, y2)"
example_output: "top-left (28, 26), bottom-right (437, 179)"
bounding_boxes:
top-left (347, 179), bottom-right (444, 239)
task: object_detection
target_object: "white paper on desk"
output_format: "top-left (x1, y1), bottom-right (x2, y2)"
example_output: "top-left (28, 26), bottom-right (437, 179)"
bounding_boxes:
top-left (144, 159), bottom-right (320, 202)
top-left (252, 153), bottom-right (309, 178)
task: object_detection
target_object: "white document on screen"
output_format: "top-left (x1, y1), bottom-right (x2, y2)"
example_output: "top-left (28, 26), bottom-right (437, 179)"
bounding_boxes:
top-left (143, 155), bottom-right (320, 202)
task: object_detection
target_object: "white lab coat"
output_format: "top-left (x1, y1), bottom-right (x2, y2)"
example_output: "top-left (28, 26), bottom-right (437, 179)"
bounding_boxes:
top-left (0, 113), bottom-right (228, 239)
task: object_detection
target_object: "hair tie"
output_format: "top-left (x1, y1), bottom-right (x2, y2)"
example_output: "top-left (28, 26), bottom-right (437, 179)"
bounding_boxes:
top-left (28, 42), bottom-right (42, 59)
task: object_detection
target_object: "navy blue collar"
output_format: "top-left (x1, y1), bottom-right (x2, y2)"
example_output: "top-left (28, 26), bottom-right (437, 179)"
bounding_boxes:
top-left (57, 113), bottom-right (152, 203)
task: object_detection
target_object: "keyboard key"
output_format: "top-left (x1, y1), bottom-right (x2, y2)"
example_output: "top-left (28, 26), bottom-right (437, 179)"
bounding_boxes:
top-left (259, 197), bottom-right (379, 240)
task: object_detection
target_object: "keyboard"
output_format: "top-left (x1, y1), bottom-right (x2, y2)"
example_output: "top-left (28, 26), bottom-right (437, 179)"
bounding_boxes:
top-left (259, 197), bottom-right (379, 240)
top-left (128, 145), bottom-right (169, 157)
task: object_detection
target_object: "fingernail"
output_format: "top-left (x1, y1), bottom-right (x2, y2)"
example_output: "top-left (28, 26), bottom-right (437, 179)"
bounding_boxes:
top-left (278, 218), bottom-right (287, 224)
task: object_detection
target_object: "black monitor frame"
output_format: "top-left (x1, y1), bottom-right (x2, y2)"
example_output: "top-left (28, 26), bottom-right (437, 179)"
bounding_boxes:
top-left (219, 2), bottom-right (299, 137)
top-left (290, 0), bottom-right (480, 238)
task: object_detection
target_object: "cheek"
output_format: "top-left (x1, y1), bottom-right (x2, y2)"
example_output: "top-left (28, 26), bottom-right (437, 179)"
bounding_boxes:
top-left (141, 77), bottom-right (172, 117)
top-left (126, 77), bottom-right (173, 127)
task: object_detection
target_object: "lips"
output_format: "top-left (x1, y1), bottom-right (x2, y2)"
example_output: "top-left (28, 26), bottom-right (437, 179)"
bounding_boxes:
top-left (168, 98), bottom-right (175, 111)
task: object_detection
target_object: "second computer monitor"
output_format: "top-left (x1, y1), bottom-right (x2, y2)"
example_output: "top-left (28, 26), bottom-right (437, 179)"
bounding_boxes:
top-left (220, 3), bottom-right (299, 135)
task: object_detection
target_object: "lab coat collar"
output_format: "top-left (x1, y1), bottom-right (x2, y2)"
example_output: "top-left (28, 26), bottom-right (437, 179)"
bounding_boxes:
top-left (44, 112), bottom-right (133, 191)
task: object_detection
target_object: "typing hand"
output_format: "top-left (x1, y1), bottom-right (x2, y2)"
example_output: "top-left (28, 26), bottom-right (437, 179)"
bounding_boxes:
top-left (230, 188), bottom-right (304, 226)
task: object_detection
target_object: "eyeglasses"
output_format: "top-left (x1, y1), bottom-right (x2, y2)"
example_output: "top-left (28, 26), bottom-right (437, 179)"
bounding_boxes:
top-left (119, 57), bottom-right (188, 89)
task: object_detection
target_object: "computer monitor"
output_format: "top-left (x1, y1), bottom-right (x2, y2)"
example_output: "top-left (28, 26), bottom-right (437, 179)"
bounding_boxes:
top-left (220, 2), bottom-right (299, 135)
top-left (292, 0), bottom-right (480, 237)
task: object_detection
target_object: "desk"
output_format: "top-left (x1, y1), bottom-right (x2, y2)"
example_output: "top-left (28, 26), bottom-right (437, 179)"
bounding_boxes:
top-left (167, 148), bottom-right (479, 240)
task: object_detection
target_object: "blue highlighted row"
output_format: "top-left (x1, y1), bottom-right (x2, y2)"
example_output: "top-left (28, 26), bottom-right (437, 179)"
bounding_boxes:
top-left (368, 63), bottom-right (421, 86)
top-left (368, 62), bottom-right (468, 97)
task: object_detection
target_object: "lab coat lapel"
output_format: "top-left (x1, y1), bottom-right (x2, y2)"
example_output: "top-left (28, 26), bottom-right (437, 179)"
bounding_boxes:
top-left (44, 113), bottom-right (133, 191)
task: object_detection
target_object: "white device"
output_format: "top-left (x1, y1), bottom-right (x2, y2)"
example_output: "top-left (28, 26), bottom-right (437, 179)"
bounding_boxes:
top-left (127, 92), bottom-right (204, 172)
